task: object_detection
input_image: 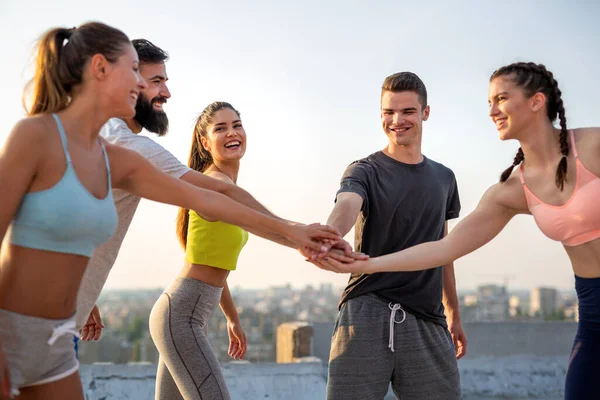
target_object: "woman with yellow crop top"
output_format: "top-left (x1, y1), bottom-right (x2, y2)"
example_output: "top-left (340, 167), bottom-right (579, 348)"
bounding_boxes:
top-left (149, 102), bottom-right (250, 400)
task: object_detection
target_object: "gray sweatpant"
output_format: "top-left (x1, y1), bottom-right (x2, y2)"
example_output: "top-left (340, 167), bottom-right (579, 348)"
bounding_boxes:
top-left (327, 294), bottom-right (460, 400)
top-left (149, 278), bottom-right (228, 400)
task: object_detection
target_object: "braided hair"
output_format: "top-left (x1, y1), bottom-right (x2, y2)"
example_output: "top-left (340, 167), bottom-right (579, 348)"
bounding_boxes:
top-left (492, 62), bottom-right (569, 190)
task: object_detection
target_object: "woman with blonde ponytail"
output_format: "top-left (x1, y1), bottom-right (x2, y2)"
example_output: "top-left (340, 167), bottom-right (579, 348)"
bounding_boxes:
top-left (0, 23), bottom-right (342, 400)
top-left (317, 62), bottom-right (600, 399)
top-left (0, 22), bottom-right (137, 399)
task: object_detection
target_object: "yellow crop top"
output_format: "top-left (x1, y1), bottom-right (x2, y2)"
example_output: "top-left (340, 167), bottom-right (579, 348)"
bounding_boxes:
top-left (185, 210), bottom-right (249, 271)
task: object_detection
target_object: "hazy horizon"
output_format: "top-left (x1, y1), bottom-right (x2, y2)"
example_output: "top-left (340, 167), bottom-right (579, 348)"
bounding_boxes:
top-left (1, 1), bottom-right (599, 292)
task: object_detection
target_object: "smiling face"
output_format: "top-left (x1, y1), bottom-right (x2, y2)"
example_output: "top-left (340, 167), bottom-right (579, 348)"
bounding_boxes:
top-left (488, 75), bottom-right (545, 141)
top-left (381, 90), bottom-right (429, 148)
top-left (101, 43), bottom-right (147, 118)
top-left (200, 108), bottom-right (246, 163)
top-left (133, 62), bottom-right (171, 135)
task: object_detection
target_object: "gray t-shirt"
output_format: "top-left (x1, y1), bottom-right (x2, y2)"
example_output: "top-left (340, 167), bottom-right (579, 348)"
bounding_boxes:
top-left (337, 151), bottom-right (460, 327)
top-left (75, 118), bottom-right (191, 330)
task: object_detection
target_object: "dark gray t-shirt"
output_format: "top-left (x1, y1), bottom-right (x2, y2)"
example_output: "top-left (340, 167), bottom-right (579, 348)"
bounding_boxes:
top-left (337, 151), bottom-right (460, 327)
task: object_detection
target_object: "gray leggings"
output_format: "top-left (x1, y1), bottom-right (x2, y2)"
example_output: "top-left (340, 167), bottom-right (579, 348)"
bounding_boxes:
top-left (149, 278), bottom-right (228, 400)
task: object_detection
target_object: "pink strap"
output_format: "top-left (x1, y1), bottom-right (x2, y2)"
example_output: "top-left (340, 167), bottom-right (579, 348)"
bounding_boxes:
top-left (569, 130), bottom-right (579, 158)
top-left (518, 164), bottom-right (525, 185)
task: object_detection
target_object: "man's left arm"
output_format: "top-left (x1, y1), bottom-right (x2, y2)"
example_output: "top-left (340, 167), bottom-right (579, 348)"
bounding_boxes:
top-left (442, 221), bottom-right (467, 359)
top-left (128, 133), bottom-right (279, 221)
top-left (181, 171), bottom-right (278, 219)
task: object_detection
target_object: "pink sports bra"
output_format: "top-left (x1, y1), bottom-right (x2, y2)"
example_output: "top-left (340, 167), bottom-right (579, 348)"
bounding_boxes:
top-left (520, 130), bottom-right (600, 247)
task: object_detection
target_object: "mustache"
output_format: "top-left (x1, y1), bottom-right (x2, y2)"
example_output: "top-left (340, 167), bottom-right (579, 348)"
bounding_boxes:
top-left (152, 96), bottom-right (168, 105)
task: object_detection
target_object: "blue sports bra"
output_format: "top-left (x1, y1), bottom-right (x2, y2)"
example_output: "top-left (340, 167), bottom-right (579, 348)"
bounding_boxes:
top-left (7, 114), bottom-right (118, 257)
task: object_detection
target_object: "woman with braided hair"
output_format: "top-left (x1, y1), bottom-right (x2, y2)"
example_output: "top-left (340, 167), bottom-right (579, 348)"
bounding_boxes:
top-left (316, 62), bottom-right (600, 399)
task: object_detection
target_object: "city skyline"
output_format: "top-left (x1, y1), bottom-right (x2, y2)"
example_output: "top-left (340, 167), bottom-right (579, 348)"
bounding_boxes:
top-left (99, 282), bottom-right (578, 295)
top-left (1, 1), bottom-right (599, 291)
top-left (85, 281), bottom-right (579, 365)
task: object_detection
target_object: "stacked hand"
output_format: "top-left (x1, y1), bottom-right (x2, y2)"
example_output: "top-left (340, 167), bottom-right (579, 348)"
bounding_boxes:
top-left (310, 252), bottom-right (372, 273)
top-left (285, 222), bottom-right (342, 254)
top-left (298, 227), bottom-right (371, 270)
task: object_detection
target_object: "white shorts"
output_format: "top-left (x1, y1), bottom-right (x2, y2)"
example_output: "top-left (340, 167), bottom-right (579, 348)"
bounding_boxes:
top-left (0, 308), bottom-right (80, 397)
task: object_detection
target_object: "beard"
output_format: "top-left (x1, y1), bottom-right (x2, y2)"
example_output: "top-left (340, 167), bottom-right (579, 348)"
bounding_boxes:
top-left (134, 92), bottom-right (169, 136)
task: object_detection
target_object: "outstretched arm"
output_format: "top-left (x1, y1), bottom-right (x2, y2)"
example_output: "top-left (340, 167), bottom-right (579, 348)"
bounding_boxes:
top-left (326, 192), bottom-right (364, 237)
top-left (191, 170), bottom-right (300, 248)
top-left (181, 171), bottom-right (279, 220)
top-left (319, 183), bottom-right (518, 273)
top-left (301, 192), bottom-right (365, 261)
top-left (107, 144), bottom-right (340, 252)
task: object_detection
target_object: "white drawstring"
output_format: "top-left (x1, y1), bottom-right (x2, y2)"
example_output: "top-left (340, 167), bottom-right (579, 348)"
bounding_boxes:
top-left (48, 320), bottom-right (80, 346)
top-left (388, 302), bottom-right (406, 353)
top-left (7, 320), bottom-right (79, 398)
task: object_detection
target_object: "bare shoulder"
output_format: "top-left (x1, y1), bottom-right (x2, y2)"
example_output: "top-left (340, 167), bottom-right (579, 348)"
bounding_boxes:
top-left (572, 127), bottom-right (600, 150)
top-left (481, 170), bottom-right (529, 215)
top-left (204, 170), bottom-right (234, 184)
top-left (572, 127), bottom-right (600, 135)
top-left (2, 115), bottom-right (54, 159)
top-left (571, 127), bottom-right (600, 175)
top-left (5, 115), bottom-right (53, 145)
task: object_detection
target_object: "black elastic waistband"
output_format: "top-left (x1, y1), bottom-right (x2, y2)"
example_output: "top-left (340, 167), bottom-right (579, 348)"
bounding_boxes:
top-left (575, 274), bottom-right (600, 289)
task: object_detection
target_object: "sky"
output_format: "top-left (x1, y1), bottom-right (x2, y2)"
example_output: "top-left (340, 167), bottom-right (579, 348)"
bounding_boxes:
top-left (1, 0), bottom-right (599, 292)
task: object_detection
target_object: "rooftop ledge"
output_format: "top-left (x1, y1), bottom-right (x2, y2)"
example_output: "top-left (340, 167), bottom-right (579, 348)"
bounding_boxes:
top-left (80, 356), bottom-right (567, 399)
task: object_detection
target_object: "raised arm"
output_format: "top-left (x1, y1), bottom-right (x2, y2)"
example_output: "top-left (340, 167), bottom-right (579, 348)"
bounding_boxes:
top-left (115, 128), bottom-right (281, 221)
top-left (321, 183), bottom-right (519, 273)
top-left (300, 162), bottom-right (369, 261)
top-left (107, 144), bottom-right (340, 252)
top-left (301, 191), bottom-right (365, 261)
top-left (327, 192), bottom-right (364, 237)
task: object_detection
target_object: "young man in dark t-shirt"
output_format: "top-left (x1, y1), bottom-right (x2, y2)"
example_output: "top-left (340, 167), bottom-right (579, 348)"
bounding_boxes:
top-left (321, 72), bottom-right (466, 400)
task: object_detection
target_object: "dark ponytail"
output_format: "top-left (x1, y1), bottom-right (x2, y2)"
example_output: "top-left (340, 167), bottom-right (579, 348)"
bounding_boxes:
top-left (24, 22), bottom-right (130, 115)
top-left (176, 101), bottom-right (241, 249)
top-left (492, 62), bottom-right (569, 190)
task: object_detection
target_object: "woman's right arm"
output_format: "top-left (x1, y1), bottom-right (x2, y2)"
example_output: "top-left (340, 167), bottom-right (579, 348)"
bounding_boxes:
top-left (321, 183), bottom-right (520, 273)
top-left (0, 119), bottom-right (45, 399)
top-left (107, 144), bottom-right (340, 253)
